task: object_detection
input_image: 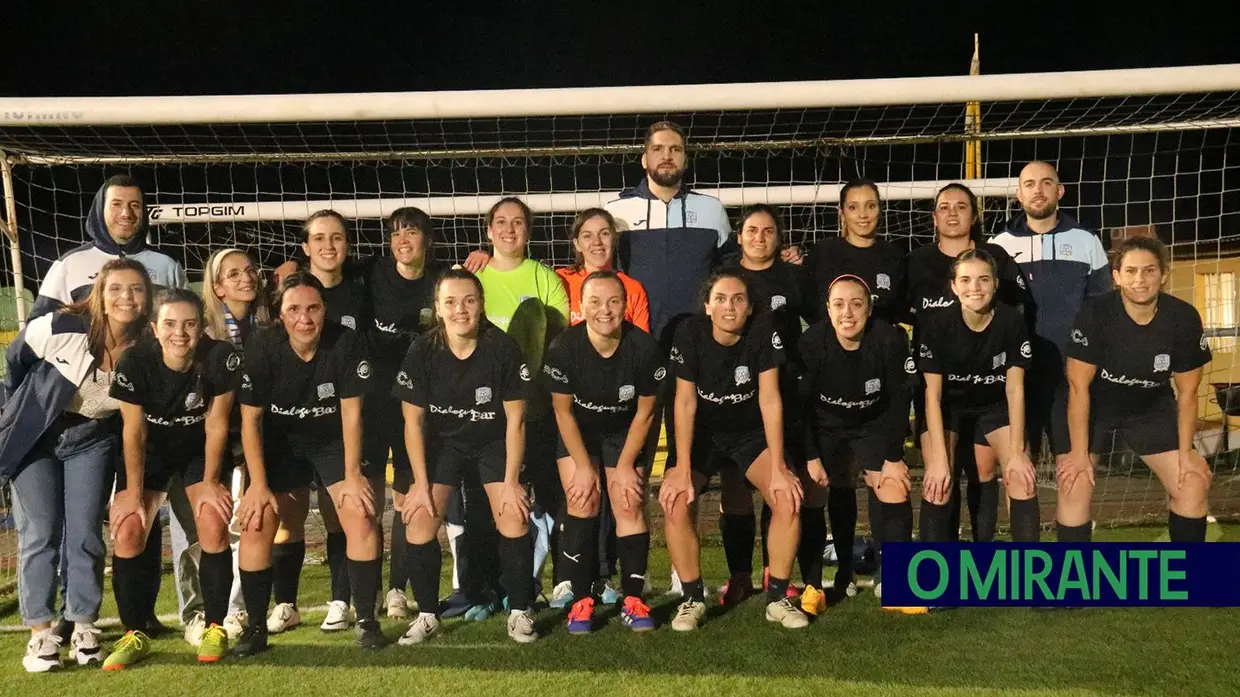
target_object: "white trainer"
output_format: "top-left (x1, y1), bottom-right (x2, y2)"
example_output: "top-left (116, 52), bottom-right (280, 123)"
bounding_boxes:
top-left (70, 623), bottom-right (103, 665)
top-left (386, 589), bottom-right (410, 619)
top-left (397, 614), bottom-right (441, 645)
top-left (266, 603), bottom-right (301, 633)
top-left (320, 600), bottom-right (352, 632)
top-left (183, 612), bottom-right (206, 647)
top-left (670, 600), bottom-right (706, 631)
top-left (506, 610), bottom-right (537, 644)
top-left (24, 630), bottom-right (63, 673)
top-left (765, 598), bottom-right (810, 629)
top-left (223, 612), bottom-right (248, 641)
top-left (548, 580), bottom-right (574, 609)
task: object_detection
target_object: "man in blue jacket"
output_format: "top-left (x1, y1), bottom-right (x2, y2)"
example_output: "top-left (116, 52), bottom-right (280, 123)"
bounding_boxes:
top-left (989, 161), bottom-right (1111, 539)
top-left (28, 175), bottom-right (202, 645)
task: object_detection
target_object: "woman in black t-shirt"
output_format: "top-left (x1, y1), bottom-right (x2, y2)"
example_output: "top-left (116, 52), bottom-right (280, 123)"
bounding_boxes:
top-left (106, 289), bottom-right (240, 668)
top-left (392, 268), bottom-right (538, 645)
top-left (659, 270), bottom-right (808, 632)
top-left (1059, 237), bottom-right (1212, 543)
top-left (799, 275), bottom-right (914, 612)
top-left (234, 273), bottom-right (381, 655)
top-left (917, 249), bottom-right (1039, 544)
top-left (809, 180), bottom-right (907, 324)
top-left (543, 271), bottom-right (662, 634)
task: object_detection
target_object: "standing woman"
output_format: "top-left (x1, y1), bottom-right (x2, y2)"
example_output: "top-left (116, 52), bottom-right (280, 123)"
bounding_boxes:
top-left (234, 272), bottom-right (382, 655)
top-left (916, 249), bottom-right (1040, 544)
top-left (102, 289), bottom-right (242, 669)
top-left (555, 208), bottom-right (650, 331)
top-left (392, 269), bottom-right (539, 645)
top-left (0, 259), bottom-right (151, 673)
top-left (202, 246), bottom-right (273, 639)
top-left (543, 270), bottom-right (662, 633)
top-left (1059, 237), bottom-right (1211, 542)
top-left (809, 180), bottom-right (907, 324)
top-left (658, 270), bottom-right (807, 631)
top-left (800, 276), bottom-right (915, 607)
top-left (723, 204), bottom-right (817, 607)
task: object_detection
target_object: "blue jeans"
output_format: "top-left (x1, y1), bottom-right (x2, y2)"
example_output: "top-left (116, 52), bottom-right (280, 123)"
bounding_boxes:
top-left (11, 420), bottom-right (115, 627)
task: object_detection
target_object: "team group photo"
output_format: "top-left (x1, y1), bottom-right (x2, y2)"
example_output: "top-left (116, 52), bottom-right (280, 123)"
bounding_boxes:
top-left (0, 6), bottom-right (1237, 696)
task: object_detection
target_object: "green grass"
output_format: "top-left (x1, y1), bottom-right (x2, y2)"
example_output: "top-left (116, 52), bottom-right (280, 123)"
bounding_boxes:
top-left (1, 527), bottom-right (1238, 696)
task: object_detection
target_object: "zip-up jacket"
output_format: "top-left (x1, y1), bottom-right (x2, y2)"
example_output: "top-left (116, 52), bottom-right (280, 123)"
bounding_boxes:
top-left (0, 311), bottom-right (101, 483)
top-left (606, 181), bottom-right (735, 342)
top-left (989, 212), bottom-right (1110, 360)
top-left (31, 181), bottom-right (187, 319)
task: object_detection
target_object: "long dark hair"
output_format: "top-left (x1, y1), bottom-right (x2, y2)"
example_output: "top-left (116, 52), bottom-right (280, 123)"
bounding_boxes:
top-left (61, 257), bottom-right (153, 369)
top-left (935, 182), bottom-right (983, 242)
top-left (429, 267), bottom-right (488, 347)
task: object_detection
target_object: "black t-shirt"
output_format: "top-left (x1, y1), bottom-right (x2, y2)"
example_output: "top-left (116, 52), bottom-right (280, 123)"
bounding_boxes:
top-left (320, 268), bottom-right (372, 334)
top-left (737, 260), bottom-right (818, 370)
top-left (1065, 291), bottom-right (1211, 419)
top-left (365, 256), bottom-right (442, 370)
top-left (917, 303), bottom-right (1031, 411)
top-left (543, 322), bottom-right (665, 435)
top-left (392, 326), bottom-right (529, 449)
top-left (905, 241), bottom-right (1027, 329)
top-left (111, 337), bottom-right (242, 462)
top-left (670, 312), bottom-right (785, 446)
top-left (240, 322), bottom-right (372, 456)
top-left (809, 237), bottom-right (907, 325)
top-left (799, 319), bottom-right (912, 448)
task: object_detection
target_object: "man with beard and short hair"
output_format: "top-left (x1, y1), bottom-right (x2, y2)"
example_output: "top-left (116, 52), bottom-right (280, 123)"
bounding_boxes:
top-left (989, 162), bottom-right (1111, 528)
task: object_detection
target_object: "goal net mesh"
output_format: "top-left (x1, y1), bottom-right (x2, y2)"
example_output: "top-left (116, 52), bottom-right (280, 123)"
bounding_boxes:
top-left (1, 77), bottom-right (1239, 590)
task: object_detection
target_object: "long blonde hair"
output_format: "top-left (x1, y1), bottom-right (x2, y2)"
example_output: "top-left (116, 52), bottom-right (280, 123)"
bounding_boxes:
top-left (202, 247), bottom-right (272, 342)
top-left (60, 258), bottom-right (153, 368)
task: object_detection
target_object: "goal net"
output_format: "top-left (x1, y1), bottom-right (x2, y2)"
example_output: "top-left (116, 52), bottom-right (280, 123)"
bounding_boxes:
top-left (1, 64), bottom-right (1239, 587)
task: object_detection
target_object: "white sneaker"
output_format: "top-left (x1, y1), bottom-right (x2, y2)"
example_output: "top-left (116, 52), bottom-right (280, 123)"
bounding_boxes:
top-left (24, 630), bottom-right (63, 673)
top-left (266, 603), bottom-right (301, 633)
top-left (183, 612), bottom-right (206, 647)
top-left (320, 600), bottom-right (352, 632)
top-left (548, 581), bottom-right (574, 609)
top-left (506, 610), bottom-right (537, 644)
top-left (397, 614), bottom-right (441, 645)
top-left (765, 598), bottom-right (810, 629)
top-left (386, 589), bottom-right (410, 619)
top-left (670, 600), bottom-right (706, 631)
top-left (69, 623), bottom-right (103, 665)
top-left (223, 612), bottom-right (248, 641)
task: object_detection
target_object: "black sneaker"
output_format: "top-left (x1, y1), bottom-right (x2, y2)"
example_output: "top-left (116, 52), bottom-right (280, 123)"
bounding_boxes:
top-left (356, 619), bottom-right (386, 650)
top-left (139, 616), bottom-right (171, 638)
top-left (234, 625), bottom-right (269, 657)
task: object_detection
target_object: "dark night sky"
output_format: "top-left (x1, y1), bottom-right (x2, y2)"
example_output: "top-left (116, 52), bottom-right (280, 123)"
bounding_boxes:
top-left (6, 3), bottom-right (1238, 97)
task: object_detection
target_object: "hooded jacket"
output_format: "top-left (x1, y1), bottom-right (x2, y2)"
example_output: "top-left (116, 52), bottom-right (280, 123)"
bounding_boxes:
top-left (0, 311), bottom-right (104, 484)
top-left (606, 180), bottom-right (735, 341)
top-left (988, 212), bottom-right (1111, 360)
top-left (30, 180), bottom-right (188, 319)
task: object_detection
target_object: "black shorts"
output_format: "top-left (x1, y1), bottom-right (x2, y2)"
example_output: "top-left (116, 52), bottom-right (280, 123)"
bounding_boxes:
top-left (428, 439), bottom-right (508, 487)
top-left (266, 442), bottom-right (345, 494)
top-left (366, 393), bottom-right (412, 493)
top-left (1027, 361), bottom-right (1070, 456)
top-left (115, 452), bottom-right (227, 493)
top-left (554, 426), bottom-right (645, 468)
top-left (944, 403), bottom-right (1011, 445)
top-left (817, 424), bottom-right (904, 482)
top-left (690, 427), bottom-right (771, 480)
top-left (1090, 402), bottom-right (1179, 457)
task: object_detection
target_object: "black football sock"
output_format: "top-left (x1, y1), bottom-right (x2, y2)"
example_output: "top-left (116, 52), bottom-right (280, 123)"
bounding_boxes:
top-left (919, 500), bottom-right (953, 542)
top-left (828, 487), bottom-right (857, 586)
top-left (798, 506), bottom-right (826, 589)
top-left (881, 500), bottom-right (914, 543)
top-left (868, 487), bottom-right (885, 553)
top-left (271, 540), bottom-right (305, 607)
top-left (139, 515), bottom-right (163, 619)
top-left (1168, 512), bottom-right (1207, 543)
top-left (406, 539), bottom-right (442, 616)
top-left (111, 554), bottom-right (146, 631)
top-left (1056, 521), bottom-right (1092, 543)
top-left (326, 532), bottom-right (350, 604)
top-left (347, 558), bottom-right (382, 622)
top-left (719, 513), bottom-right (755, 579)
top-left (199, 549), bottom-right (234, 627)
top-left (974, 480), bottom-right (1000, 542)
top-left (389, 516), bottom-right (408, 593)
top-left (560, 514), bottom-right (600, 600)
top-left (681, 578), bottom-right (705, 604)
top-left (615, 532), bottom-right (650, 599)
top-left (766, 575), bottom-right (791, 603)
top-left (500, 534), bottom-right (535, 612)
top-left (240, 567), bottom-right (274, 631)
top-left (760, 504), bottom-right (773, 569)
top-left (1009, 497), bottom-right (1041, 542)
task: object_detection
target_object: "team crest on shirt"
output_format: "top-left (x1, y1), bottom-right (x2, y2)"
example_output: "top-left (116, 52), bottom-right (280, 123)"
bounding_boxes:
top-left (241, 373), bottom-right (253, 390)
top-left (317, 382), bottom-right (336, 400)
top-left (185, 392), bottom-right (204, 410)
top-left (919, 344), bottom-right (933, 359)
top-left (115, 373), bottom-right (134, 392)
top-left (619, 385), bottom-right (635, 402)
top-left (669, 348), bottom-right (684, 364)
top-left (992, 352), bottom-right (1007, 369)
top-left (519, 364), bottom-right (531, 382)
top-left (735, 366), bottom-right (751, 386)
top-left (1071, 329), bottom-right (1088, 347)
top-left (654, 367), bottom-right (667, 381)
top-left (864, 378), bottom-right (881, 395)
top-left (686, 210), bottom-right (698, 225)
top-left (904, 358), bottom-right (917, 374)
top-left (225, 353), bottom-right (242, 372)
top-left (357, 361), bottom-right (372, 379)
top-left (419, 307), bottom-right (433, 325)
top-left (1153, 353), bottom-right (1170, 372)
top-left (396, 371), bottom-right (413, 389)
top-left (476, 387), bottom-right (492, 405)
top-left (875, 273), bottom-right (891, 291)
top-left (772, 332), bottom-right (783, 350)
top-left (341, 315), bottom-right (356, 330)
top-left (1058, 244), bottom-right (1074, 259)
top-left (1201, 334), bottom-right (1209, 350)
top-left (770, 295), bottom-right (787, 311)
top-left (1020, 341), bottom-right (1032, 359)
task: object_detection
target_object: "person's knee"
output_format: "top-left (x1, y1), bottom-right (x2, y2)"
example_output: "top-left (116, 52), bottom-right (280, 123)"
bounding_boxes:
top-left (112, 517), bottom-right (147, 558)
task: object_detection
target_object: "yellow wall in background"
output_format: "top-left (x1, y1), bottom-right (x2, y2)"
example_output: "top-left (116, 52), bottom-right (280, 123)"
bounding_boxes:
top-left (1169, 255), bottom-right (1240, 421)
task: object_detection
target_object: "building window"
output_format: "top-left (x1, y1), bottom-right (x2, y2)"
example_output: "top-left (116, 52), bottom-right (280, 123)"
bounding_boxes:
top-left (1202, 272), bottom-right (1237, 351)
